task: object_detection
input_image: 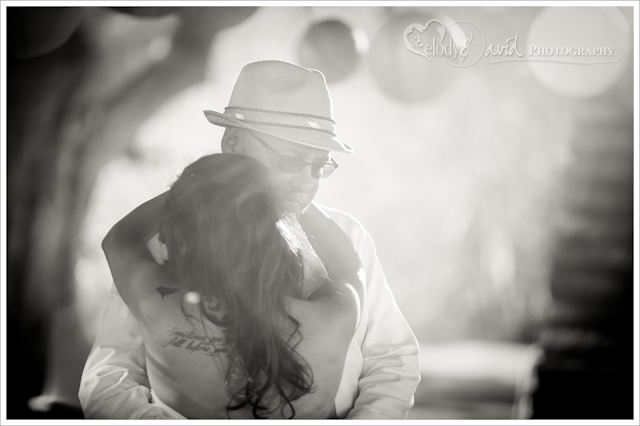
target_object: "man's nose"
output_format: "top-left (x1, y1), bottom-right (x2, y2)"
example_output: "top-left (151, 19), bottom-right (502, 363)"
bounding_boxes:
top-left (289, 166), bottom-right (315, 192)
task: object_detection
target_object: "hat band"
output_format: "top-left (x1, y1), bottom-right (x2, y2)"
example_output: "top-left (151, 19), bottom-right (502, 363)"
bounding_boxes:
top-left (224, 107), bottom-right (337, 136)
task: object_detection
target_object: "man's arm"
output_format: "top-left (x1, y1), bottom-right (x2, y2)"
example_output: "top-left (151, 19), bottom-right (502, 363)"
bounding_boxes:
top-left (320, 207), bottom-right (421, 420)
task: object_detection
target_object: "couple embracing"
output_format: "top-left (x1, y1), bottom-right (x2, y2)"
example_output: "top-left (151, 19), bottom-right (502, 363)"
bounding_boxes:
top-left (79, 60), bottom-right (420, 420)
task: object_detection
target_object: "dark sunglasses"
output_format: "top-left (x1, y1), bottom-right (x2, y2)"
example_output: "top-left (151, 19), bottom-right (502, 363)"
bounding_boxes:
top-left (246, 129), bottom-right (338, 179)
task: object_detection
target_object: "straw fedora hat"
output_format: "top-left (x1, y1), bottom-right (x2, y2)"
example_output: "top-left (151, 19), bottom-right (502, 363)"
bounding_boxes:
top-left (204, 60), bottom-right (353, 154)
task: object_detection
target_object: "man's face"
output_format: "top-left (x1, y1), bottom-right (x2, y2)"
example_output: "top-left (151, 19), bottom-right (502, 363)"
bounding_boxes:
top-left (236, 130), bottom-right (331, 216)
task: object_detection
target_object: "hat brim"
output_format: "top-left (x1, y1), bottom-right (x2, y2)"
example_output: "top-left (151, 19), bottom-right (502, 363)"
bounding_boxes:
top-left (203, 110), bottom-right (353, 154)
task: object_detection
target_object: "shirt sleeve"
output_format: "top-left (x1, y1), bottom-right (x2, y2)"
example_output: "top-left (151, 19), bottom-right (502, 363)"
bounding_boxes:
top-left (78, 282), bottom-right (173, 419)
top-left (338, 215), bottom-right (421, 420)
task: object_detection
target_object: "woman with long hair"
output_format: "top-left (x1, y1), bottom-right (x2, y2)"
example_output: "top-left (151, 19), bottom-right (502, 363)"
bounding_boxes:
top-left (101, 153), bottom-right (364, 419)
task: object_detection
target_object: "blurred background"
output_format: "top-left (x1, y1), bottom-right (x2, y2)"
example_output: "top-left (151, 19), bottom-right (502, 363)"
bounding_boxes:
top-left (4, 5), bottom-right (636, 421)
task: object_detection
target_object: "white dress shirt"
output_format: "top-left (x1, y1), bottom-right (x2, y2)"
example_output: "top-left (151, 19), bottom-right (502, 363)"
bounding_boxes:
top-left (79, 205), bottom-right (420, 419)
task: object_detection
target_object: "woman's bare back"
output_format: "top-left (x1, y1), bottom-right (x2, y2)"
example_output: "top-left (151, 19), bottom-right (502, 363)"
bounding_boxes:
top-left (138, 286), bottom-right (350, 419)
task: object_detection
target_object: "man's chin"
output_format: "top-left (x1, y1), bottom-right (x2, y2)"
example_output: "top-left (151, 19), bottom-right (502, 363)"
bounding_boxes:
top-left (281, 199), bottom-right (310, 217)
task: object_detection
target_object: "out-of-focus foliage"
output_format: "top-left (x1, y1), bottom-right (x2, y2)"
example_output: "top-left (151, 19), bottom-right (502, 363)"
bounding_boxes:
top-left (527, 7), bottom-right (631, 99)
top-left (368, 13), bottom-right (459, 102)
top-left (297, 19), bottom-right (363, 83)
top-left (7, 7), bottom-right (84, 57)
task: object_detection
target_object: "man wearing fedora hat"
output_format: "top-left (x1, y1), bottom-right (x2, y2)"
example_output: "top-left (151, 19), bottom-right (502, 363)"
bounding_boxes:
top-left (80, 60), bottom-right (420, 419)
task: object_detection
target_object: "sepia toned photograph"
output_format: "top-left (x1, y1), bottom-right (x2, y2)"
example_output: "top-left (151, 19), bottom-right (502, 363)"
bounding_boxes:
top-left (1, 2), bottom-right (637, 423)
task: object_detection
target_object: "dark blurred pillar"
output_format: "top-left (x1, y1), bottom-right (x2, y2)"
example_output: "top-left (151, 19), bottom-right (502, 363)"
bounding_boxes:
top-left (7, 6), bottom-right (256, 419)
top-left (531, 94), bottom-right (634, 418)
top-left (7, 21), bottom-right (92, 419)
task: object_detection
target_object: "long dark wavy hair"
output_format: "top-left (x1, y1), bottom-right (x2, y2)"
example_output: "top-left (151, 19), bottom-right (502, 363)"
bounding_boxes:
top-left (158, 153), bottom-right (314, 418)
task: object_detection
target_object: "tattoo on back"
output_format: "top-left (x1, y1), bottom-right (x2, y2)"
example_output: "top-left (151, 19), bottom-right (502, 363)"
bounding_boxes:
top-left (156, 291), bottom-right (230, 359)
top-left (161, 327), bottom-right (227, 357)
